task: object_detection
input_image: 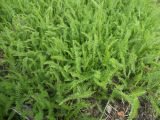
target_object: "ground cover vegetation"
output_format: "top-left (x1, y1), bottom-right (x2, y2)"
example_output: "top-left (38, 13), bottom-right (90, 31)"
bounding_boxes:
top-left (0, 0), bottom-right (160, 119)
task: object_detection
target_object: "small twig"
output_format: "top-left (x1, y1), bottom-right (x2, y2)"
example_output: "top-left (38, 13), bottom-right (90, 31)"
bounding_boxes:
top-left (108, 104), bottom-right (118, 112)
top-left (99, 100), bottom-right (110, 120)
top-left (11, 108), bottom-right (30, 120)
top-left (125, 106), bottom-right (129, 114)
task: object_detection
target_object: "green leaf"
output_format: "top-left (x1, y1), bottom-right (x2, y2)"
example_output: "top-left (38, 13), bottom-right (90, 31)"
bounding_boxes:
top-left (59, 91), bottom-right (94, 105)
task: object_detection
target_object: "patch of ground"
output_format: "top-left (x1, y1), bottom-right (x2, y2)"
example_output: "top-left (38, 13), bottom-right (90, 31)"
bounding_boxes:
top-left (100, 99), bottom-right (130, 120)
top-left (100, 98), bottom-right (157, 120)
top-left (135, 98), bottom-right (156, 120)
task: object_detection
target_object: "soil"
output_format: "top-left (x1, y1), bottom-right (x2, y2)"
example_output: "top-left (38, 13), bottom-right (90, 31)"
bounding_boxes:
top-left (101, 99), bottom-right (130, 120)
top-left (135, 98), bottom-right (156, 120)
top-left (100, 98), bottom-right (158, 120)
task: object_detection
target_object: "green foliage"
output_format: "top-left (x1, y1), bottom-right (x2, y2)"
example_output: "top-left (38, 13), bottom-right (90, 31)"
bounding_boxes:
top-left (0, 0), bottom-right (160, 119)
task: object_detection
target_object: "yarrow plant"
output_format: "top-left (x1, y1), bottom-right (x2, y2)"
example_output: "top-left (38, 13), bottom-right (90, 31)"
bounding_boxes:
top-left (0, 0), bottom-right (160, 119)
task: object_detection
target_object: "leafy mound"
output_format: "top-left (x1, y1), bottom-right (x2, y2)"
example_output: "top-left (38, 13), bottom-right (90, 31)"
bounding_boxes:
top-left (0, 0), bottom-right (160, 119)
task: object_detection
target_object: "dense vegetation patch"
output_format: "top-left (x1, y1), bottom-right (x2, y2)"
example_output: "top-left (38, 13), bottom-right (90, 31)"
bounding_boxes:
top-left (0, 0), bottom-right (160, 119)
